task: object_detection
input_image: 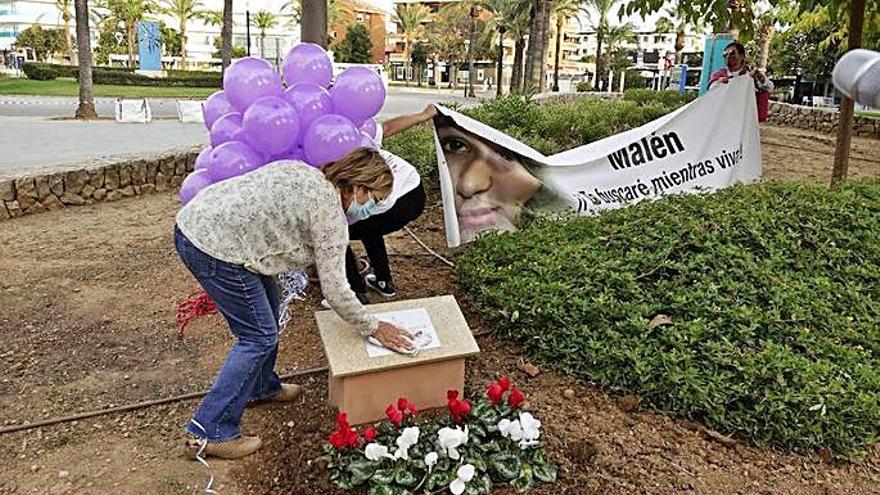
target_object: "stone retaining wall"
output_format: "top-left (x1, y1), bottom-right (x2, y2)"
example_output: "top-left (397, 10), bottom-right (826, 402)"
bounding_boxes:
top-left (767, 102), bottom-right (880, 138)
top-left (0, 146), bottom-right (200, 221)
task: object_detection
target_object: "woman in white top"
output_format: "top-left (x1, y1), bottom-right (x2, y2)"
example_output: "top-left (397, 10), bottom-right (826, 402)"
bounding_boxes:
top-left (338, 105), bottom-right (437, 302)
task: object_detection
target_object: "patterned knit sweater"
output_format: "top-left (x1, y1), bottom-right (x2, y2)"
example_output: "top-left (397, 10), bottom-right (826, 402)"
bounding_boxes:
top-left (176, 161), bottom-right (379, 336)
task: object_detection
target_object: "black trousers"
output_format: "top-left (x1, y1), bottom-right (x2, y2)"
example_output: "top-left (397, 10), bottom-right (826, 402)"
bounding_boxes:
top-left (345, 183), bottom-right (426, 293)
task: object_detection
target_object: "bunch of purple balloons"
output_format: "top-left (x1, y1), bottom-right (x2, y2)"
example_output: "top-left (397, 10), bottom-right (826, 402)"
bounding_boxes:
top-left (180, 43), bottom-right (387, 204)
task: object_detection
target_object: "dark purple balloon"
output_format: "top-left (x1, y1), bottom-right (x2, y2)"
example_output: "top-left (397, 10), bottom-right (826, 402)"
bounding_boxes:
top-left (208, 140), bottom-right (265, 182)
top-left (180, 169), bottom-right (213, 204)
top-left (284, 82), bottom-right (333, 132)
top-left (282, 43), bottom-right (333, 88)
top-left (203, 91), bottom-right (236, 130)
top-left (210, 112), bottom-right (244, 147)
top-left (194, 147), bottom-right (213, 170)
top-left (223, 57), bottom-right (284, 112)
top-left (330, 66), bottom-right (386, 123)
top-left (242, 96), bottom-right (301, 157)
top-left (302, 114), bottom-right (361, 168)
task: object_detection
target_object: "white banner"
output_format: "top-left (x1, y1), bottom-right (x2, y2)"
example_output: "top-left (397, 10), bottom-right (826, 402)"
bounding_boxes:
top-left (433, 77), bottom-right (763, 247)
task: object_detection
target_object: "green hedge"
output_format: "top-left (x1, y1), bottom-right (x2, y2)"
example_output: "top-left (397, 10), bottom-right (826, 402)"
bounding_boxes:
top-left (458, 180), bottom-right (880, 457)
top-left (22, 63), bottom-right (59, 81)
top-left (22, 63), bottom-right (221, 87)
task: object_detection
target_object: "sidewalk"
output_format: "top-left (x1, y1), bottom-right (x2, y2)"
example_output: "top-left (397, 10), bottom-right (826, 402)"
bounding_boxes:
top-left (1, 117), bottom-right (207, 180)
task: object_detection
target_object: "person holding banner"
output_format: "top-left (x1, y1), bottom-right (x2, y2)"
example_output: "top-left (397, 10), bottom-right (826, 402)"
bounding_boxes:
top-left (322, 106), bottom-right (434, 307)
top-left (709, 42), bottom-right (774, 122)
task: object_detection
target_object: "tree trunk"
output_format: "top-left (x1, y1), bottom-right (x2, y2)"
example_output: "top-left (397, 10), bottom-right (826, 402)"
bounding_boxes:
top-left (451, 64), bottom-right (458, 89)
top-left (831, 0), bottom-right (866, 187)
top-left (221, 0), bottom-right (233, 73)
top-left (180, 19), bottom-right (187, 69)
top-left (432, 56), bottom-right (441, 88)
top-left (404, 38), bottom-right (411, 86)
top-left (538, 0), bottom-right (551, 92)
top-left (467, 13), bottom-right (476, 97)
top-left (74, 0), bottom-right (97, 119)
top-left (511, 36), bottom-right (524, 93)
top-left (674, 30), bottom-right (685, 64)
top-left (595, 31), bottom-right (603, 91)
top-left (260, 32), bottom-right (266, 59)
top-left (496, 28), bottom-right (505, 96)
top-left (524, 0), bottom-right (544, 89)
top-left (302, 0), bottom-right (328, 48)
top-left (64, 14), bottom-right (75, 62)
top-left (757, 23), bottom-right (773, 71)
top-left (127, 24), bottom-right (136, 69)
top-left (553, 16), bottom-right (563, 91)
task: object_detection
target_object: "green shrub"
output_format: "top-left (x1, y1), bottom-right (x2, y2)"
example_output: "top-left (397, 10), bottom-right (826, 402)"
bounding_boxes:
top-left (458, 180), bottom-right (880, 457)
top-left (623, 89), bottom-right (696, 107)
top-left (92, 68), bottom-right (221, 87)
top-left (576, 81), bottom-right (592, 92)
top-left (22, 63), bottom-right (59, 81)
top-left (383, 126), bottom-right (437, 190)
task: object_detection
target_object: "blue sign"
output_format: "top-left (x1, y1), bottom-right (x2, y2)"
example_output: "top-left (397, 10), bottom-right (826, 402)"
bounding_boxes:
top-left (698, 34), bottom-right (735, 95)
top-left (137, 21), bottom-right (161, 71)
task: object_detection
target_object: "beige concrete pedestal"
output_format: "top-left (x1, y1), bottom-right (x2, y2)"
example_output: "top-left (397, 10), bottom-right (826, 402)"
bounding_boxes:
top-left (316, 295), bottom-right (480, 425)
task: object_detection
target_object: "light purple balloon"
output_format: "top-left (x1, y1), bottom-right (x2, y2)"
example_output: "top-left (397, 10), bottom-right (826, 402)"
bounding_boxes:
top-left (194, 147), bottom-right (213, 170)
top-left (359, 117), bottom-right (379, 140)
top-left (242, 96), bottom-right (301, 157)
top-left (203, 91), bottom-right (236, 130)
top-left (284, 83), bottom-right (333, 133)
top-left (180, 169), bottom-right (213, 204)
top-left (302, 114), bottom-right (361, 168)
top-left (223, 57), bottom-right (284, 112)
top-left (359, 132), bottom-right (377, 149)
top-left (330, 67), bottom-right (386, 123)
top-left (282, 43), bottom-right (333, 88)
top-left (208, 140), bottom-right (265, 182)
top-left (210, 112), bottom-right (244, 147)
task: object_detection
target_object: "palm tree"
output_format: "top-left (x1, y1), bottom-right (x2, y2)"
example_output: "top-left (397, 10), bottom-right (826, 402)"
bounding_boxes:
top-left (221, 0), bottom-right (232, 70)
top-left (484, 0), bottom-right (530, 96)
top-left (551, 0), bottom-right (580, 91)
top-left (96, 0), bottom-right (155, 68)
top-left (581, 0), bottom-right (620, 91)
top-left (328, 0), bottom-right (353, 31)
top-left (524, 0), bottom-right (549, 90)
top-left (655, 3), bottom-right (705, 65)
top-left (56, 0), bottom-right (76, 62)
top-left (428, 1), bottom-right (469, 90)
top-left (394, 3), bottom-right (431, 86)
top-left (161, 0), bottom-right (203, 68)
top-left (198, 8), bottom-right (222, 27)
top-left (74, 0), bottom-right (97, 118)
top-left (252, 10), bottom-right (278, 59)
top-left (506, 8), bottom-right (531, 93)
top-left (281, 0), bottom-right (301, 25)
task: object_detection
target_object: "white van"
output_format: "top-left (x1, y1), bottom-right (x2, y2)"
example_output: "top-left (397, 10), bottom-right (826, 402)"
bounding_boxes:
top-left (332, 63), bottom-right (389, 89)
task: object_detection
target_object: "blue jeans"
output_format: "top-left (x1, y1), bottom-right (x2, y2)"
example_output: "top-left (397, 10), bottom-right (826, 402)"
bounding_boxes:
top-left (174, 225), bottom-right (282, 441)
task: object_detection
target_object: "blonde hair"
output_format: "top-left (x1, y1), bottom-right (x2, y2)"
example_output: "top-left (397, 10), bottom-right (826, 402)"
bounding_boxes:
top-left (323, 147), bottom-right (393, 199)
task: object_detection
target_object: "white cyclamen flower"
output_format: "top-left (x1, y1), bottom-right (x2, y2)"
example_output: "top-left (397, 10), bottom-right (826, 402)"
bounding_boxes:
top-left (437, 426), bottom-right (469, 460)
top-left (393, 426), bottom-right (421, 460)
top-left (424, 451), bottom-right (439, 472)
top-left (517, 412), bottom-right (542, 450)
top-left (364, 443), bottom-right (394, 462)
top-left (449, 463), bottom-right (476, 495)
top-left (508, 420), bottom-right (524, 442)
top-left (497, 418), bottom-right (512, 436)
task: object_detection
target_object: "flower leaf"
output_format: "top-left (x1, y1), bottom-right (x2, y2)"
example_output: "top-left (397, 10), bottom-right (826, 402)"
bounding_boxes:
top-left (394, 464), bottom-right (419, 487)
top-left (533, 460), bottom-right (557, 483)
top-left (371, 468), bottom-right (395, 485)
top-left (368, 484), bottom-right (395, 495)
top-left (489, 452), bottom-right (521, 481)
top-left (513, 464), bottom-right (534, 493)
top-left (347, 459), bottom-right (375, 486)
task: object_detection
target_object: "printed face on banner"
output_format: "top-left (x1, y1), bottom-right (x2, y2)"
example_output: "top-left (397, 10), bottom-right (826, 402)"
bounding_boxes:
top-left (436, 123), bottom-right (542, 244)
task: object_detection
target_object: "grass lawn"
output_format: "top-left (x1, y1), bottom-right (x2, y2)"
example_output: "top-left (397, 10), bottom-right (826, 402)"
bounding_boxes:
top-left (0, 77), bottom-right (216, 98)
top-left (857, 110), bottom-right (880, 120)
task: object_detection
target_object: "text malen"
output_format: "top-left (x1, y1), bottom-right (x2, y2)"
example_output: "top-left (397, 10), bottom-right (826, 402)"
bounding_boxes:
top-left (607, 131), bottom-right (685, 171)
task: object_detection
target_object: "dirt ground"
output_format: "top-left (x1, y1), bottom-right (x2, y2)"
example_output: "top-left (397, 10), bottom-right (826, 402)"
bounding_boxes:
top-left (0, 126), bottom-right (878, 495)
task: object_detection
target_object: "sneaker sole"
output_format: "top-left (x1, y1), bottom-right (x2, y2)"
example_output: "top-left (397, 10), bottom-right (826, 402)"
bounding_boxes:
top-left (366, 285), bottom-right (397, 298)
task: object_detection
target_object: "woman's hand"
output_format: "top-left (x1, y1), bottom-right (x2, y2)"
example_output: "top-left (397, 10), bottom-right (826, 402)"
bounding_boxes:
top-left (373, 322), bottom-right (415, 352)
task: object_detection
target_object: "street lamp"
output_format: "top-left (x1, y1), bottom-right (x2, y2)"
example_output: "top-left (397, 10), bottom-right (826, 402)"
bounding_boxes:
top-left (465, 5), bottom-right (479, 98)
top-left (245, 1), bottom-right (251, 57)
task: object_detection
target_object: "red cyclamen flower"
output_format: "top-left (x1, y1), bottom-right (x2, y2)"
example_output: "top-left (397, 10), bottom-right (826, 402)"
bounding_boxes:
top-left (487, 383), bottom-right (504, 405)
top-left (385, 404), bottom-right (404, 426)
top-left (364, 426), bottom-right (377, 442)
top-left (498, 377), bottom-right (511, 392)
top-left (508, 387), bottom-right (525, 408)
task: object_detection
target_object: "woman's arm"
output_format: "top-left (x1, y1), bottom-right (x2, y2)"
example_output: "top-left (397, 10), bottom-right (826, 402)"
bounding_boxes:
top-left (382, 104), bottom-right (438, 138)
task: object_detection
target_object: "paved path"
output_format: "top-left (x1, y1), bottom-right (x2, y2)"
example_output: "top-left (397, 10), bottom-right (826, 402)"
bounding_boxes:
top-left (0, 90), bottom-right (477, 180)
